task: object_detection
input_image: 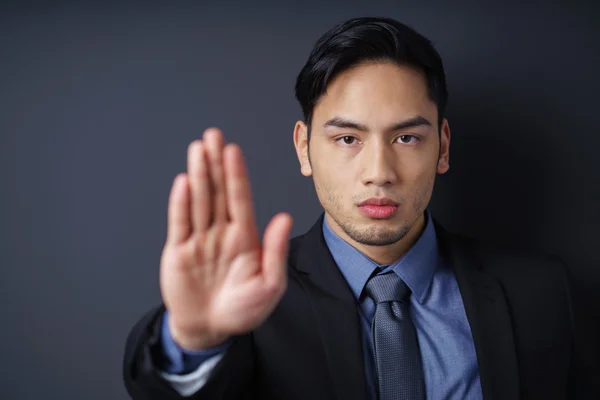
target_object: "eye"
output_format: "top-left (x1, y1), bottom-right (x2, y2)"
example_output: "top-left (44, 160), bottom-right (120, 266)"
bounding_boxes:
top-left (396, 135), bottom-right (419, 144)
top-left (336, 136), bottom-right (358, 145)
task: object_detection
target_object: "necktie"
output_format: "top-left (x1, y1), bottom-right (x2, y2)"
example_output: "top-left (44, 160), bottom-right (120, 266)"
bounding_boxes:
top-left (365, 272), bottom-right (425, 400)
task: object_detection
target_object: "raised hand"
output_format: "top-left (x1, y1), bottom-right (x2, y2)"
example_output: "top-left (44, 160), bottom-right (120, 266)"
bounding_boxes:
top-left (159, 128), bottom-right (293, 350)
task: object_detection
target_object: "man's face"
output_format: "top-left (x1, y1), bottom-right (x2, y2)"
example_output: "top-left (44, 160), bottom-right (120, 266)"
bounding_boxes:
top-left (294, 61), bottom-right (450, 252)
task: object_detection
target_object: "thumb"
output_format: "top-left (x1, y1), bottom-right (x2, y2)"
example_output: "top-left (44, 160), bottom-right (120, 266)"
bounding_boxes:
top-left (261, 213), bottom-right (293, 289)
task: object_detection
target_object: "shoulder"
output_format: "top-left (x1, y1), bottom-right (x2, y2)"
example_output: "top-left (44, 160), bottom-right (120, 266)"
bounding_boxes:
top-left (449, 231), bottom-right (572, 318)
top-left (449, 232), bottom-right (575, 346)
top-left (460, 233), bottom-right (569, 288)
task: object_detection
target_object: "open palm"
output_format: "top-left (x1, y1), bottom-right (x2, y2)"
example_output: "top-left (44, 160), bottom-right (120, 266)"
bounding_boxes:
top-left (159, 128), bottom-right (293, 350)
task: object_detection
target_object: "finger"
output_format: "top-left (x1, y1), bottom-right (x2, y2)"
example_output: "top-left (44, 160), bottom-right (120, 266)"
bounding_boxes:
top-left (166, 173), bottom-right (192, 245)
top-left (261, 213), bottom-right (293, 290)
top-left (187, 140), bottom-right (211, 232)
top-left (203, 128), bottom-right (228, 224)
top-left (224, 143), bottom-right (256, 230)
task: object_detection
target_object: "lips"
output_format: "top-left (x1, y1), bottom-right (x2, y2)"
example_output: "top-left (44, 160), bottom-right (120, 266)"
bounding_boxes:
top-left (357, 198), bottom-right (399, 219)
top-left (357, 197), bottom-right (399, 207)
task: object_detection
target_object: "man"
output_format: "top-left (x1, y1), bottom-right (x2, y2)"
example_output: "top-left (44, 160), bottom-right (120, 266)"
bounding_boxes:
top-left (122, 17), bottom-right (596, 399)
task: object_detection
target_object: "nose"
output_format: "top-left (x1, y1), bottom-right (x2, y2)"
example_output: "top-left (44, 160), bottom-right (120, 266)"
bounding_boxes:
top-left (360, 140), bottom-right (398, 187)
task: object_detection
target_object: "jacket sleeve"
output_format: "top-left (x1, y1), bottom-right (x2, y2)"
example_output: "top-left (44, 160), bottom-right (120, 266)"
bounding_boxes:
top-left (122, 305), bottom-right (256, 400)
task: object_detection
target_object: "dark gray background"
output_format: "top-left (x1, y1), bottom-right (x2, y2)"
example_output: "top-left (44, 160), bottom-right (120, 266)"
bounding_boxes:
top-left (1, 1), bottom-right (598, 399)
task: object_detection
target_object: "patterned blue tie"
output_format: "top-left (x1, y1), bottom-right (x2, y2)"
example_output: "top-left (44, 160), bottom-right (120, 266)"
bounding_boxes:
top-left (365, 272), bottom-right (425, 400)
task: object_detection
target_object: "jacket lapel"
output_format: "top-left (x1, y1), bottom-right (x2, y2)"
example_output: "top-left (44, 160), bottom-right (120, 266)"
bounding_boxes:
top-left (293, 213), bottom-right (368, 400)
top-left (434, 219), bottom-right (520, 399)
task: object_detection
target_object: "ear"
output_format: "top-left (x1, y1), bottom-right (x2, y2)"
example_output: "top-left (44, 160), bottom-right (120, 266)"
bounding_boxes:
top-left (437, 118), bottom-right (451, 174)
top-left (293, 121), bottom-right (312, 177)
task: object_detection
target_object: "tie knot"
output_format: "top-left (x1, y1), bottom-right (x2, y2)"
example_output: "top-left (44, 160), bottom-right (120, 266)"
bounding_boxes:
top-left (365, 272), bottom-right (410, 304)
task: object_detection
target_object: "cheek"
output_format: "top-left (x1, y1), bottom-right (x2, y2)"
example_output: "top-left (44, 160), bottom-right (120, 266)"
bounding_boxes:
top-left (311, 165), bottom-right (352, 205)
top-left (407, 148), bottom-right (439, 176)
top-left (313, 153), bottom-right (355, 184)
top-left (411, 172), bottom-right (436, 210)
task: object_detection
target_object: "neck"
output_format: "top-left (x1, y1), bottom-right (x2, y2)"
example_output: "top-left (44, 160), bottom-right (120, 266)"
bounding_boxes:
top-left (325, 212), bottom-right (427, 265)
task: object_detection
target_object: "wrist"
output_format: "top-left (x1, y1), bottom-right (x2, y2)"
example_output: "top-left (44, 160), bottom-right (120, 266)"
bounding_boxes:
top-left (167, 316), bottom-right (230, 351)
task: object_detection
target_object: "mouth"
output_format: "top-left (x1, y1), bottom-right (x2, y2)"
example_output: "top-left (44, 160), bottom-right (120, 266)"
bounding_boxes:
top-left (357, 198), bottom-right (399, 219)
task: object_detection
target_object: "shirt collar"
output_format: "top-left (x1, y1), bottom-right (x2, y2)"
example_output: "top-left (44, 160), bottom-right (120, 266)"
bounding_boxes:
top-left (322, 209), bottom-right (439, 304)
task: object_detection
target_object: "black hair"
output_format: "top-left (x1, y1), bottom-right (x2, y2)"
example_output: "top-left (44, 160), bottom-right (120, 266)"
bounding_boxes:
top-left (294, 17), bottom-right (448, 135)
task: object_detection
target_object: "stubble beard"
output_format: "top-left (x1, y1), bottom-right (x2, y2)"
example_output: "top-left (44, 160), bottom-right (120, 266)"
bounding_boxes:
top-left (338, 217), bottom-right (412, 246)
top-left (319, 178), bottom-right (433, 248)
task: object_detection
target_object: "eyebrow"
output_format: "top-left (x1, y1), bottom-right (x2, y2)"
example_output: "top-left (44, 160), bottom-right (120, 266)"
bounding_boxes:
top-left (323, 115), bottom-right (432, 132)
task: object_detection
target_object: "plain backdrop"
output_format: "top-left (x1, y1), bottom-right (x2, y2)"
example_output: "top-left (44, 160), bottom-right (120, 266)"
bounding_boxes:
top-left (1, 1), bottom-right (599, 399)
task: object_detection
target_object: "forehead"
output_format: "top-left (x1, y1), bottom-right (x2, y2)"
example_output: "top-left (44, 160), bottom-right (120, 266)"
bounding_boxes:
top-left (313, 62), bottom-right (436, 125)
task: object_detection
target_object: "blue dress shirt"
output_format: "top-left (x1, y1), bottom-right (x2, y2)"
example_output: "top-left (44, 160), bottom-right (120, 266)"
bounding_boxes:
top-left (159, 209), bottom-right (482, 399)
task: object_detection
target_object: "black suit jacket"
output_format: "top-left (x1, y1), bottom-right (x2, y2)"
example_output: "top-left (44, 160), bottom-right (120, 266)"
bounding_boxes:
top-left (123, 214), bottom-right (598, 399)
